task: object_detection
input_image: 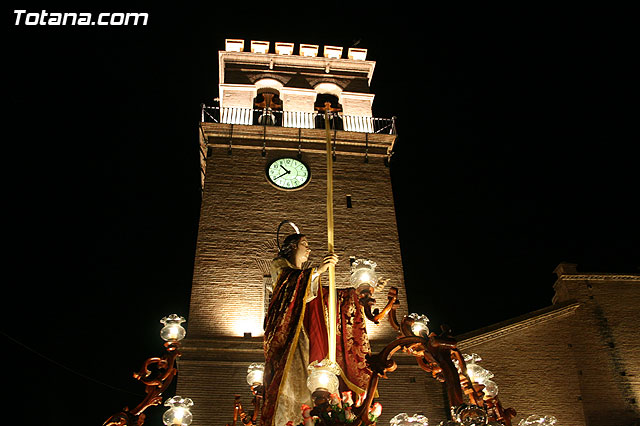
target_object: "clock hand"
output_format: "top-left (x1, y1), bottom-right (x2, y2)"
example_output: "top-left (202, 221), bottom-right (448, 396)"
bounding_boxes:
top-left (280, 164), bottom-right (291, 174)
top-left (274, 171), bottom-right (290, 180)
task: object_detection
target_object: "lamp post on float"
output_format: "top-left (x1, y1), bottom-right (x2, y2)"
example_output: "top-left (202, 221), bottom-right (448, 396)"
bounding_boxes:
top-left (103, 315), bottom-right (193, 426)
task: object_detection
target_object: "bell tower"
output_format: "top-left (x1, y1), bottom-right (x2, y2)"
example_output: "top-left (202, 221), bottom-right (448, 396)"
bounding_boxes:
top-left (177, 39), bottom-right (444, 425)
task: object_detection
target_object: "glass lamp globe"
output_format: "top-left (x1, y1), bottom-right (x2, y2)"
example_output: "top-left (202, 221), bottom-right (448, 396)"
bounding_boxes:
top-left (408, 313), bottom-right (430, 336)
top-left (307, 359), bottom-right (340, 394)
top-left (466, 364), bottom-right (493, 385)
top-left (453, 404), bottom-right (487, 426)
top-left (350, 259), bottom-right (378, 290)
top-left (160, 314), bottom-right (187, 343)
top-left (463, 353), bottom-right (493, 385)
top-left (246, 362), bottom-right (265, 386)
top-left (162, 396), bottom-right (194, 426)
top-left (390, 413), bottom-right (429, 426)
top-left (518, 415), bottom-right (558, 426)
top-left (482, 379), bottom-right (499, 398)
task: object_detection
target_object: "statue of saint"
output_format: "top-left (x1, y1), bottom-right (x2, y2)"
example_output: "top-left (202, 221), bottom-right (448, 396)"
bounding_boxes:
top-left (262, 231), bottom-right (372, 426)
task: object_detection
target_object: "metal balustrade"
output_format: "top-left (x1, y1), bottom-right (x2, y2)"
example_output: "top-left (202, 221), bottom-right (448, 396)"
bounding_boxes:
top-left (201, 105), bottom-right (396, 134)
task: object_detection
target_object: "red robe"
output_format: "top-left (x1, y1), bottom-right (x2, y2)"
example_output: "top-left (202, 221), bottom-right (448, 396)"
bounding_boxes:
top-left (263, 262), bottom-right (371, 426)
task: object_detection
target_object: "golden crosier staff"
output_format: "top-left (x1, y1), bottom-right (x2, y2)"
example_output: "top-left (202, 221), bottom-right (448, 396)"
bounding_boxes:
top-left (322, 102), bottom-right (337, 363)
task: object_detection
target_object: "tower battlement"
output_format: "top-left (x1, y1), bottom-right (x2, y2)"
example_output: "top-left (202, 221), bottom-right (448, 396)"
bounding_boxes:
top-left (216, 39), bottom-right (379, 131)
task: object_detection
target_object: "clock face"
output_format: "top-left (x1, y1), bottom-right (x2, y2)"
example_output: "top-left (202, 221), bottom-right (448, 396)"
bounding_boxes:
top-left (266, 157), bottom-right (311, 190)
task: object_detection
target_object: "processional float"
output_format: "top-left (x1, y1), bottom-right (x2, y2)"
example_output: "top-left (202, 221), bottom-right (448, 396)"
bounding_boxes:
top-left (104, 106), bottom-right (548, 426)
top-left (231, 104), bottom-right (518, 426)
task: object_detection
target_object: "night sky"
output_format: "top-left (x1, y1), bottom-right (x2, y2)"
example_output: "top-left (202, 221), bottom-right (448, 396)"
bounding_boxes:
top-left (5, 5), bottom-right (637, 426)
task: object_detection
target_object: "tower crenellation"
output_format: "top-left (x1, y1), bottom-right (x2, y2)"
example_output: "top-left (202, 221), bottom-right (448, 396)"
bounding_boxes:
top-left (217, 39), bottom-right (377, 130)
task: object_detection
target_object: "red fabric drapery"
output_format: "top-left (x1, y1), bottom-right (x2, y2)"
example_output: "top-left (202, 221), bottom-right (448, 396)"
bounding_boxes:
top-left (263, 267), bottom-right (372, 426)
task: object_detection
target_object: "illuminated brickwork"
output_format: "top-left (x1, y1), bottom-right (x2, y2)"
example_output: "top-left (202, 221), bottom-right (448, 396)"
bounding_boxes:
top-left (187, 147), bottom-right (406, 341)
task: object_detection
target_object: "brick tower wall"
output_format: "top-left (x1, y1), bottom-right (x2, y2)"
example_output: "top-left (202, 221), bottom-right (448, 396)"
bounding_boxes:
top-left (178, 146), bottom-right (414, 426)
top-left (186, 147), bottom-right (408, 342)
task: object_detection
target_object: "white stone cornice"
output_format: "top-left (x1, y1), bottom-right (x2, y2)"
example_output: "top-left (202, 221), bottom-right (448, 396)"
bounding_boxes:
top-left (219, 50), bottom-right (376, 85)
top-left (340, 91), bottom-right (376, 100)
top-left (556, 274), bottom-right (640, 281)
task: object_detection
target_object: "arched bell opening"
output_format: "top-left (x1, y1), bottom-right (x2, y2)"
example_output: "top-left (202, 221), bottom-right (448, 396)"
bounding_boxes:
top-left (314, 93), bottom-right (343, 130)
top-left (253, 88), bottom-right (283, 126)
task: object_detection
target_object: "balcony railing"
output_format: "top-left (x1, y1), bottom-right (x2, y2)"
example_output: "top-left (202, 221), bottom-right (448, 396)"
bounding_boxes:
top-left (201, 105), bottom-right (396, 135)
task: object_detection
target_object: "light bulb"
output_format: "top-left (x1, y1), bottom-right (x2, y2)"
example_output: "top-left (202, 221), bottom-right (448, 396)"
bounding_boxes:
top-left (318, 372), bottom-right (330, 387)
top-left (167, 326), bottom-right (180, 339)
top-left (173, 408), bottom-right (185, 421)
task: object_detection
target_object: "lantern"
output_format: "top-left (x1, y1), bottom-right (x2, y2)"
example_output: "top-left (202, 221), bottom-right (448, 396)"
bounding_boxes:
top-left (408, 313), bottom-right (430, 336)
top-left (390, 413), bottom-right (429, 426)
top-left (350, 259), bottom-right (379, 291)
top-left (160, 314), bottom-right (187, 343)
top-left (307, 359), bottom-right (340, 394)
top-left (162, 396), bottom-right (194, 426)
top-left (246, 362), bottom-right (265, 386)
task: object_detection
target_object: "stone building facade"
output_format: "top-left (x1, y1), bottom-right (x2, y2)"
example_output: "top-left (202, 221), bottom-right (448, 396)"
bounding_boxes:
top-left (176, 40), bottom-right (640, 426)
top-left (455, 263), bottom-right (640, 426)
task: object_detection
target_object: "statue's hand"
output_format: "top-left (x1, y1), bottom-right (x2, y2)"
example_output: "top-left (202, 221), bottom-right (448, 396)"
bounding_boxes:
top-left (317, 253), bottom-right (339, 274)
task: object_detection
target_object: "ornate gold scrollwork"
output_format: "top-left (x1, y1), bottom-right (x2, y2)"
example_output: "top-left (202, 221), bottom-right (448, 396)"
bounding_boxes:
top-left (103, 342), bottom-right (181, 426)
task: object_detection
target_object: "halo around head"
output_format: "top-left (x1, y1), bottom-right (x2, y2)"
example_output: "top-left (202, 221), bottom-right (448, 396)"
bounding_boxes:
top-left (276, 220), bottom-right (301, 252)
